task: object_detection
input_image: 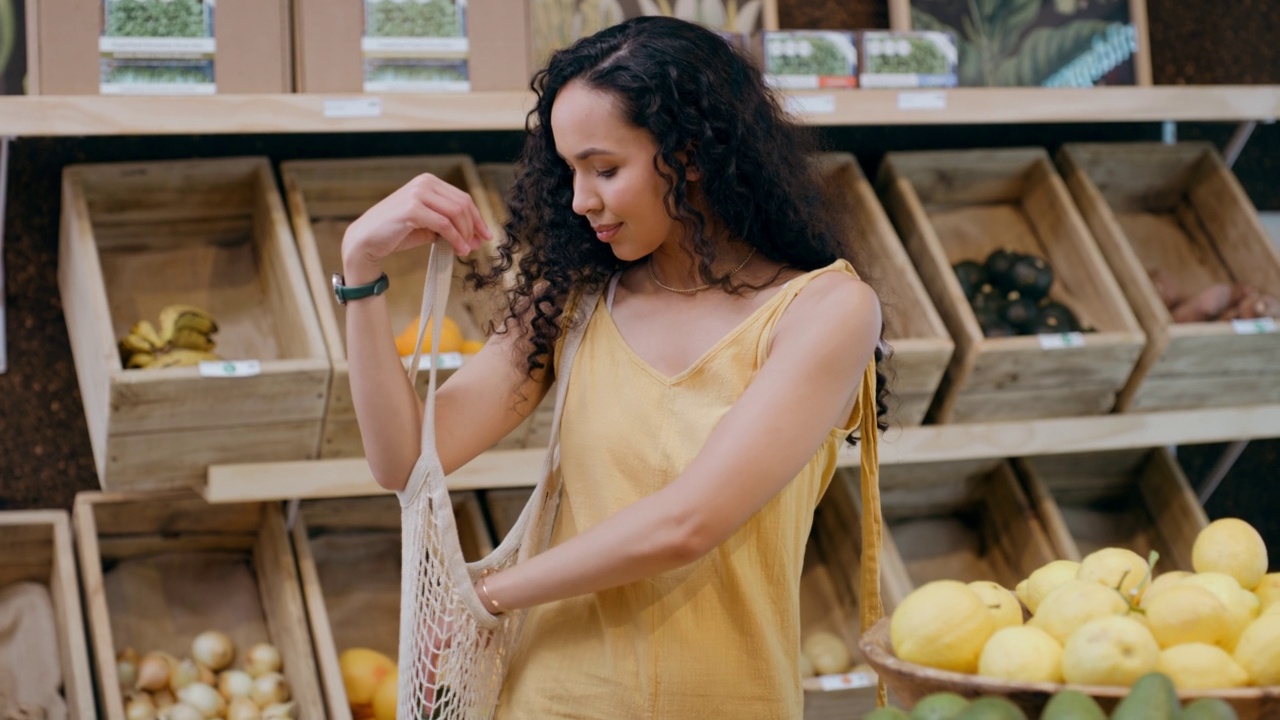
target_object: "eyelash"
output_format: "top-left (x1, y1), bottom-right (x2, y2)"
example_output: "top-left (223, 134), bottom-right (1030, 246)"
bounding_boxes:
top-left (596, 168), bottom-right (616, 178)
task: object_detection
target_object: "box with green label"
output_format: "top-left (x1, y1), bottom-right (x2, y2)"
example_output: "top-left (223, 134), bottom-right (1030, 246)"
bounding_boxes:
top-left (759, 30), bottom-right (859, 89)
top-left (57, 158), bottom-right (331, 491)
top-left (858, 30), bottom-right (957, 89)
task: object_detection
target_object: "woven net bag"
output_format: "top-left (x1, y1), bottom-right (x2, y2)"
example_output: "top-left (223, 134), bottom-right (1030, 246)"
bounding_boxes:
top-left (395, 243), bottom-right (600, 719)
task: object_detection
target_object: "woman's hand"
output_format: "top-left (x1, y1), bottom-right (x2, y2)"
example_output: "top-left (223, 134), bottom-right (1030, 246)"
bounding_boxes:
top-left (341, 173), bottom-right (493, 279)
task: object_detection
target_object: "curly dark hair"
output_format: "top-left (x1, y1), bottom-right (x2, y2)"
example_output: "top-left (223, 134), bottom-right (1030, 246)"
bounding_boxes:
top-left (470, 16), bottom-right (889, 440)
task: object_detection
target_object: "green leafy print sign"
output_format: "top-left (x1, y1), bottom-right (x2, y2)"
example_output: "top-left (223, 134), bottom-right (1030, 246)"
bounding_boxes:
top-left (910, 0), bottom-right (1139, 86)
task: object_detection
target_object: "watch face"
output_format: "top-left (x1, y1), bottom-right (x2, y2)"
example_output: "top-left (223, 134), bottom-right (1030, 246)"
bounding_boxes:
top-left (332, 273), bottom-right (346, 305)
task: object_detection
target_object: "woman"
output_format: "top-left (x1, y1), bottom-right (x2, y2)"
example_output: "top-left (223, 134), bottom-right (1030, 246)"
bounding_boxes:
top-left (339, 16), bottom-right (885, 719)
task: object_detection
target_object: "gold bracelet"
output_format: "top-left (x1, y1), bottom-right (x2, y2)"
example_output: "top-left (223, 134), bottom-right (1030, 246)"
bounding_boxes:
top-left (478, 574), bottom-right (505, 616)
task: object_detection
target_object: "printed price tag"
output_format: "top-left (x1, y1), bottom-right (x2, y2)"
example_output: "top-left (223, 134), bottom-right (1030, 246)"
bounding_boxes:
top-left (818, 672), bottom-right (878, 691)
top-left (416, 353), bottom-right (464, 371)
top-left (324, 97), bottom-right (383, 119)
top-left (1037, 332), bottom-right (1086, 350)
top-left (784, 94), bottom-right (837, 115)
top-left (199, 360), bottom-right (262, 378)
top-left (1232, 317), bottom-right (1278, 335)
top-left (897, 90), bottom-right (948, 110)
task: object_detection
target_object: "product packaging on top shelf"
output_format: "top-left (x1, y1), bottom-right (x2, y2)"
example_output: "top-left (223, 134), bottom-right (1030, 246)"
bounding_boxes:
top-left (361, 0), bottom-right (470, 93)
top-left (858, 30), bottom-right (957, 89)
top-left (758, 30), bottom-right (859, 89)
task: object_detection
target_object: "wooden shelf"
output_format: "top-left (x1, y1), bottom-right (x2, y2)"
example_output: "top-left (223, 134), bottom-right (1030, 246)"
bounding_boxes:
top-left (3, 86), bottom-right (1278, 137)
top-left (204, 403), bottom-right (1280, 503)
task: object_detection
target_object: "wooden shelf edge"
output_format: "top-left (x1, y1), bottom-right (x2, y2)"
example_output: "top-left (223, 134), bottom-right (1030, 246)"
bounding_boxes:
top-left (4, 86), bottom-right (1278, 137)
top-left (204, 404), bottom-right (1280, 503)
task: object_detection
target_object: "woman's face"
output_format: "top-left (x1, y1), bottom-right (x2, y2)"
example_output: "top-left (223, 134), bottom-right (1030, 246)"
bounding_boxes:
top-left (550, 80), bottom-right (685, 262)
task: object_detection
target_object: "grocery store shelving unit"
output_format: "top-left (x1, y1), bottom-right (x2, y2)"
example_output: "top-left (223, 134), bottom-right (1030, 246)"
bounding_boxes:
top-left (4, 85), bottom-right (1280, 502)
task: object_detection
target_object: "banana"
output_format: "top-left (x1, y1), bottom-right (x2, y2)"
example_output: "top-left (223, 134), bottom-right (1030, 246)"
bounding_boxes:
top-left (131, 320), bottom-right (165, 350)
top-left (126, 352), bottom-right (156, 369)
top-left (145, 348), bottom-right (222, 370)
top-left (169, 326), bottom-right (217, 352)
top-left (159, 304), bottom-right (218, 341)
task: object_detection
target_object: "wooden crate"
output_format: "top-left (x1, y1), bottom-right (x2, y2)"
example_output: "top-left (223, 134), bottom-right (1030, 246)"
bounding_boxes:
top-left (1016, 448), bottom-right (1208, 571)
top-left (58, 157), bottom-right (331, 492)
top-left (292, 493), bottom-right (494, 720)
top-left (880, 458), bottom-right (1060, 592)
top-left (73, 491), bottom-right (326, 720)
top-left (281, 155), bottom-right (522, 459)
top-left (0, 510), bottom-right (96, 718)
top-left (803, 467), bottom-right (911, 719)
top-left (877, 148), bottom-right (1145, 423)
top-left (817, 153), bottom-right (953, 426)
top-left (483, 486), bottom-right (535, 542)
top-left (1057, 142), bottom-right (1280, 411)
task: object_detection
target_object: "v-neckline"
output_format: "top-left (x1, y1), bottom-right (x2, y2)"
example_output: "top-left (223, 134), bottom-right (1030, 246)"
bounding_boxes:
top-left (598, 277), bottom-right (797, 385)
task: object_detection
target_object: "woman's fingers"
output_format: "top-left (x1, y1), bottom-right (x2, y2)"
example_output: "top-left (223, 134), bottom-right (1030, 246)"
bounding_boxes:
top-left (415, 205), bottom-right (472, 256)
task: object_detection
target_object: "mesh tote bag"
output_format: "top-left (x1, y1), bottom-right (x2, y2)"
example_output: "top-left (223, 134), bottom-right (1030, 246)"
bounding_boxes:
top-left (395, 242), bottom-right (600, 720)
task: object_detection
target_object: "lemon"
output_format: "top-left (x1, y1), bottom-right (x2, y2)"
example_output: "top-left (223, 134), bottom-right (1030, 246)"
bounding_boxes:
top-left (1078, 547), bottom-right (1149, 603)
top-left (978, 625), bottom-right (1063, 683)
top-left (1157, 643), bottom-right (1249, 690)
top-left (1143, 583), bottom-right (1231, 649)
top-left (1030, 579), bottom-right (1128, 645)
top-left (968, 581), bottom-right (1023, 630)
top-left (339, 648), bottom-right (397, 707)
top-left (1022, 560), bottom-right (1082, 614)
top-left (1233, 614), bottom-right (1280, 685)
top-left (1061, 615), bottom-right (1160, 687)
top-left (891, 580), bottom-right (996, 674)
top-left (395, 315), bottom-right (465, 356)
top-left (1182, 572), bottom-right (1260, 651)
top-left (1254, 572), bottom-right (1280, 613)
top-left (1138, 570), bottom-right (1191, 609)
top-left (1193, 518), bottom-right (1269, 591)
top-left (372, 670), bottom-right (399, 720)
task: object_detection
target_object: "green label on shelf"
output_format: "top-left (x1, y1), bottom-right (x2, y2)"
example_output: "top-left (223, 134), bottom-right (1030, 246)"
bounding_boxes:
top-left (1038, 332), bottom-right (1086, 349)
top-left (198, 360), bottom-right (262, 378)
top-left (1232, 318), bottom-right (1278, 335)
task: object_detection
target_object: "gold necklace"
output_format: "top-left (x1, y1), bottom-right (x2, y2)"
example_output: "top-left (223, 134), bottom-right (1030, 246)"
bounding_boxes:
top-left (648, 248), bottom-right (757, 294)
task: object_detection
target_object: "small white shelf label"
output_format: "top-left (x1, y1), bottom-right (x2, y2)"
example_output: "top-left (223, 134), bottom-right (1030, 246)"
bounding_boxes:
top-left (199, 360), bottom-right (262, 378)
top-left (1038, 332), bottom-right (1086, 350)
top-left (817, 672), bottom-right (878, 691)
top-left (416, 353), bottom-right (464, 371)
top-left (784, 94), bottom-right (837, 115)
top-left (897, 90), bottom-right (948, 111)
top-left (1232, 317), bottom-right (1278, 335)
top-left (324, 97), bottom-right (383, 119)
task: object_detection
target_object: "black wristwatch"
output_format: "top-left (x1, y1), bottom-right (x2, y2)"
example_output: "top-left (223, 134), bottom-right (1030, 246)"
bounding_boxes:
top-left (332, 272), bottom-right (390, 305)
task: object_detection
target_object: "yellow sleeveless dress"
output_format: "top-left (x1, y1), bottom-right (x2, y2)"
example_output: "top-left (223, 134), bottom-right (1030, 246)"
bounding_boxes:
top-left (495, 259), bottom-right (882, 719)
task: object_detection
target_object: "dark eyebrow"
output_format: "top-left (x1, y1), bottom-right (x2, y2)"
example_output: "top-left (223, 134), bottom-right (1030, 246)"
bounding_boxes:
top-left (573, 147), bottom-right (615, 160)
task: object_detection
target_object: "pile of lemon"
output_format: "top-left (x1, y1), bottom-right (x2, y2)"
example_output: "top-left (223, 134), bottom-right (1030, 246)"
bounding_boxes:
top-left (890, 518), bottom-right (1280, 690)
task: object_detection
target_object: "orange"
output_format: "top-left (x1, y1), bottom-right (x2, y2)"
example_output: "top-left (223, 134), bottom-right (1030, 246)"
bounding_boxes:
top-left (395, 315), bottom-right (465, 356)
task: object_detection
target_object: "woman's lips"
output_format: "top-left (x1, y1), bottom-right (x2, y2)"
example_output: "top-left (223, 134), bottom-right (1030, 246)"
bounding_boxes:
top-left (594, 223), bottom-right (621, 242)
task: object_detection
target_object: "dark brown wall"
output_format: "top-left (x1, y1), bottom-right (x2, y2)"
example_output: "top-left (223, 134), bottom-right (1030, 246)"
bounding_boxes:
top-left (3, 2), bottom-right (1279, 553)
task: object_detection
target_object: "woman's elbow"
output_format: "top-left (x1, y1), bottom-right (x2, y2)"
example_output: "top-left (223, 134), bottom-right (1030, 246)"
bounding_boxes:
top-left (660, 507), bottom-right (723, 566)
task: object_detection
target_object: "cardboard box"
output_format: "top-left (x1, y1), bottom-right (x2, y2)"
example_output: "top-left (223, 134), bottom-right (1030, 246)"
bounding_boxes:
top-left (27, 0), bottom-right (292, 94)
top-left (295, 0), bottom-right (530, 93)
top-left (858, 30), bottom-right (957, 89)
top-left (760, 30), bottom-right (859, 89)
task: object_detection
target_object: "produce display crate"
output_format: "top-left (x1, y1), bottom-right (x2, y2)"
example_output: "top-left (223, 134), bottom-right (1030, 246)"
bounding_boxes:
top-left (816, 153), bottom-right (953, 426)
top-left (879, 458), bottom-right (1060, 593)
top-left (73, 491), bottom-right (326, 720)
top-left (1058, 142), bottom-right (1280, 411)
top-left (483, 486), bottom-right (535, 542)
top-left (1016, 447), bottom-right (1208, 571)
top-left (281, 155), bottom-right (515, 459)
top-left (877, 148), bottom-right (1145, 423)
top-left (58, 157), bottom-right (332, 492)
top-left (291, 493), bottom-right (494, 720)
top-left (0, 510), bottom-right (96, 718)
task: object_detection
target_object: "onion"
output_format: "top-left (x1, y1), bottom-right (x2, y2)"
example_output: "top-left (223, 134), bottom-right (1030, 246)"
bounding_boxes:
top-left (117, 647), bottom-right (140, 689)
top-left (158, 703), bottom-right (203, 720)
top-left (170, 658), bottom-right (201, 692)
top-left (152, 688), bottom-right (177, 710)
top-left (136, 652), bottom-right (173, 692)
top-left (261, 702), bottom-right (297, 719)
top-left (226, 697), bottom-right (262, 720)
top-left (176, 682), bottom-right (226, 719)
top-left (217, 670), bottom-right (254, 701)
top-left (244, 643), bottom-right (282, 678)
top-left (191, 630), bottom-right (235, 672)
top-left (125, 693), bottom-right (157, 720)
top-left (249, 673), bottom-right (290, 707)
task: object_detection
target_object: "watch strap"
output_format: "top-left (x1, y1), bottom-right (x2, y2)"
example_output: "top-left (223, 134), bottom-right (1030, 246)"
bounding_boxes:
top-left (333, 272), bottom-right (389, 305)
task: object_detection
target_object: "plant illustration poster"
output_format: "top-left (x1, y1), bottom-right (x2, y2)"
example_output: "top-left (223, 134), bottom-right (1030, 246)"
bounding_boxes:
top-left (910, 0), bottom-right (1141, 87)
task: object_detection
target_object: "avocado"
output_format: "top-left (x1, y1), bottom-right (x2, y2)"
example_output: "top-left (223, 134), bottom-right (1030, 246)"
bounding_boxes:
top-left (979, 315), bottom-right (1018, 338)
top-left (911, 691), bottom-right (970, 719)
top-left (984, 249), bottom-right (1018, 288)
top-left (971, 284), bottom-right (1007, 314)
top-left (1111, 672), bottom-right (1181, 720)
top-left (953, 261), bottom-right (987, 301)
top-left (953, 696), bottom-right (1027, 720)
top-left (865, 708), bottom-right (912, 720)
top-left (1037, 302), bottom-right (1080, 332)
top-left (1040, 690), bottom-right (1107, 720)
top-left (1181, 698), bottom-right (1238, 720)
top-left (1001, 291), bottom-right (1039, 332)
top-left (1008, 255), bottom-right (1054, 300)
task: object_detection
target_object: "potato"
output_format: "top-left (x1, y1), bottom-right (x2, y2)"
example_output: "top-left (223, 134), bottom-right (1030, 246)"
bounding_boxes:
top-left (802, 631), bottom-right (852, 675)
top-left (1147, 268), bottom-right (1183, 309)
top-left (1170, 283), bottom-right (1233, 323)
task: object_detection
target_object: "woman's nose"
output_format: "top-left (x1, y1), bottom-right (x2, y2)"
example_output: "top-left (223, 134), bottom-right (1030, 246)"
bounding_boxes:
top-left (571, 177), bottom-right (601, 216)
